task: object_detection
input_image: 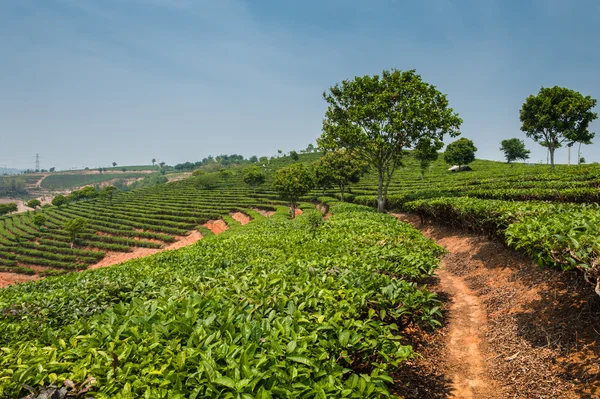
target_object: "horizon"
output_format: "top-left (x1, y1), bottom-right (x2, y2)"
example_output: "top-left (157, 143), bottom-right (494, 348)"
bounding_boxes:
top-left (1, 0), bottom-right (599, 170)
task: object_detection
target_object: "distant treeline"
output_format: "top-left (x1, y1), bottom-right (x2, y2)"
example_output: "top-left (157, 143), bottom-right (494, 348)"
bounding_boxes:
top-left (173, 154), bottom-right (258, 171)
top-left (0, 176), bottom-right (27, 196)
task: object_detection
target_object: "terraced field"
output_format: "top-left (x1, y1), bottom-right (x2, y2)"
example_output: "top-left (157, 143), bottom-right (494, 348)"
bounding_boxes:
top-left (0, 172), bottom-right (285, 278)
top-left (0, 200), bottom-right (444, 398)
top-left (339, 157), bottom-right (600, 293)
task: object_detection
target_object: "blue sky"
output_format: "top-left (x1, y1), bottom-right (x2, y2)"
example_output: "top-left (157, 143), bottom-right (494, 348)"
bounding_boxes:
top-left (1, 0), bottom-right (599, 170)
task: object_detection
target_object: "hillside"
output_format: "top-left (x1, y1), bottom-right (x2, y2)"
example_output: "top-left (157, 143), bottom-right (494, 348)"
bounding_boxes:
top-left (0, 151), bottom-right (599, 397)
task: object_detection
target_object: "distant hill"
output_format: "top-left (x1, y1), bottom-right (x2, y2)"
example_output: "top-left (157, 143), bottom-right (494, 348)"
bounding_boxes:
top-left (1, 168), bottom-right (23, 175)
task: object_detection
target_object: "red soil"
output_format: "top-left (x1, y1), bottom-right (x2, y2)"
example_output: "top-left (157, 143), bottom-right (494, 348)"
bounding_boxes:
top-left (230, 212), bottom-right (252, 225)
top-left (203, 219), bottom-right (228, 235)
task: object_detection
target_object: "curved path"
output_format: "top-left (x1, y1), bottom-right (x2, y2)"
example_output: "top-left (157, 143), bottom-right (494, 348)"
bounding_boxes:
top-left (393, 212), bottom-right (599, 399)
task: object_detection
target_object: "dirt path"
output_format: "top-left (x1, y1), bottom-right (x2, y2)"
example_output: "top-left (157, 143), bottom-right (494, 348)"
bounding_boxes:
top-left (436, 268), bottom-right (499, 398)
top-left (34, 174), bottom-right (49, 188)
top-left (392, 212), bottom-right (600, 399)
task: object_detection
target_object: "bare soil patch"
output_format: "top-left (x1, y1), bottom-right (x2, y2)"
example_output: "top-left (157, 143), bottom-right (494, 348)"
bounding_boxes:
top-left (295, 208), bottom-right (303, 217)
top-left (203, 219), bottom-right (228, 235)
top-left (315, 203), bottom-right (331, 220)
top-left (0, 272), bottom-right (39, 288)
top-left (90, 231), bottom-right (203, 269)
top-left (392, 212), bottom-right (600, 399)
top-left (230, 212), bottom-right (252, 225)
top-left (252, 208), bottom-right (275, 218)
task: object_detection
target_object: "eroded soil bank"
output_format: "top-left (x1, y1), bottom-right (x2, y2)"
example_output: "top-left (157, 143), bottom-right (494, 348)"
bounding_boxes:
top-left (392, 213), bottom-right (599, 399)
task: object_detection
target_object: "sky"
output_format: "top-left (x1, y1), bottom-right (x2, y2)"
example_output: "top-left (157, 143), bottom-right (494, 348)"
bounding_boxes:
top-left (1, 0), bottom-right (599, 171)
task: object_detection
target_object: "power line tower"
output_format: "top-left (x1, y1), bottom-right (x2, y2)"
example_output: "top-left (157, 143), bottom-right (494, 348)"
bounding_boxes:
top-left (35, 153), bottom-right (40, 172)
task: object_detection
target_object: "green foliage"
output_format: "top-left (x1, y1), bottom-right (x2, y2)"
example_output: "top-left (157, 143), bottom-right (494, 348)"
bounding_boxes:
top-left (0, 203), bottom-right (18, 216)
top-left (41, 173), bottom-right (150, 190)
top-left (500, 138), bottom-right (530, 163)
top-left (290, 150), bottom-right (299, 161)
top-left (0, 202), bottom-right (443, 398)
top-left (313, 150), bottom-right (367, 201)
top-left (63, 217), bottom-right (87, 246)
top-left (242, 166), bottom-right (266, 193)
top-left (100, 186), bottom-right (118, 205)
top-left (413, 138), bottom-right (443, 179)
top-left (319, 68), bottom-right (462, 212)
top-left (26, 199), bottom-right (41, 209)
top-left (272, 164), bottom-right (314, 218)
top-left (32, 214), bottom-right (46, 230)
top-left (195, 173), bottom-right (220, 190)
top-left (51, 195), bottom-right (68, 208)
top-left (443, 138), bottom-right (477, 167)
top-left (520, 86), bottom-right (597, 168)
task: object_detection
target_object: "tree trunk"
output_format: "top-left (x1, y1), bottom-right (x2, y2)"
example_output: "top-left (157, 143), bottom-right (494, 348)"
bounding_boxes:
top-left (568, 146), bottom-right (571, 166)
top-left (420, 170), bottom-right (424, 180)
top-left (549, 147), bottom-right (556, 170)
top-left (340, 184), bottom-right (345, 202)
top-left (376, 170), bottom-right (385, 213)
top-left (578, 142), bottom-right (582, 165)
top-left (290, 202), bottom-right (296, 219)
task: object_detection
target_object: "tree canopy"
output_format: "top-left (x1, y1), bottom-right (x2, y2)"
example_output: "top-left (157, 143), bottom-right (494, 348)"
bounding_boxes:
top-left (313, 150), bottom-right (367, 201)
top-left (0, 203), bottom-right (17, 216)
top-left (272, 164), bottom-right (314, 219)
top-left (242, 166), bottom-right (266, 193)
top-left (26, 199), bottom-right (41, 209)
top-left (444, 138), bottom-right (477, 168)
top-left (520, 86), bottom-right (597, 169)
top-left (414, 137), bottom-right (443, 179)
top-left (500, 138), bottom-right (531, 163)
top-left (318, 69), bottom-right (461, 212)
top-left (63, 217), bottom-right (87, 248)
top-left (51, 195), bottom-right (68, 208)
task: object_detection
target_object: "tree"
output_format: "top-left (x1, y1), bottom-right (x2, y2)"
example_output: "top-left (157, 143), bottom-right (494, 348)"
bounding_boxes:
top-left (100, 185), bottom-right (118, 206)
top-left (500, 138), bottom-right (530, 164)
top-left (444, 138), bottom-right (477, 169)
top-left (313, 150), bottom-right (367, 201)
top-left (0, 203), bottom-right (17, 216)
top-left (249, 155), bottom-right (258, 163)
top-left (259, 156), bottom-right (268, 164)
top-left (49, 167), bottom-right (55, 173)
top-left (319, 69), bottom-right (462, 212)
top-left (26, 199), bottom-right (41, 210)
top-left (306, 143), bottom-right (315, 153)
top-left (51, 194), bottom-right (68, 208)
top-left (272, 164), bottom-right (314, 219)
top-left (32, 213), bottom-right (46, 230)
top-left (152, 158), bottom-right (156, 166)
top-left (520, 86), bottom-right (597, 169)
top-left (414, 138), bottom-right (443, 179)
top-left (112, 162), bottom-right (117, 167)
top-left (195, 173), bottom-right (219, 190)
top-left (159, 162), bottom-right (166, 168)
top-left (63, 217), bottom-right (87, 248)
top-left (242, 166), bottom-right (266, 194)
top-left (290, 150), bottom-right (299, 161)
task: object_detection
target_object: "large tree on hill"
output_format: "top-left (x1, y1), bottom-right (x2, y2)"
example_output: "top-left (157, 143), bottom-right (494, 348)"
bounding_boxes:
top-left (272, 164), bottom-right (314, 219)
top-left (444, 138), bottom-right (477, 169)
top-left (520, 86), bottom-right (597, 169)
top-left (313, 150), bottom-right (367, 201)
top-left (318, 69), bottom-right (462, 212)
top-left (500, 138), bottom-right (530, 164)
